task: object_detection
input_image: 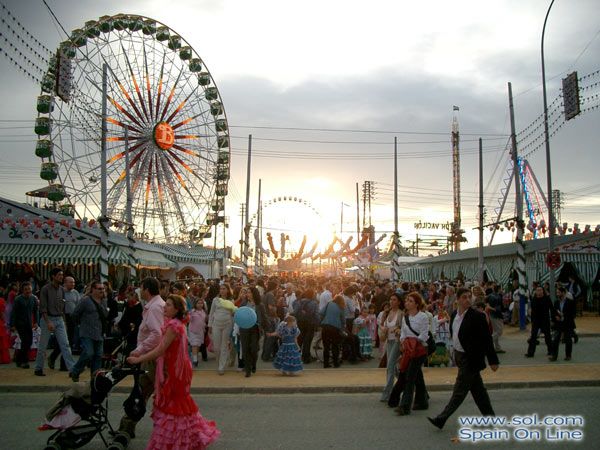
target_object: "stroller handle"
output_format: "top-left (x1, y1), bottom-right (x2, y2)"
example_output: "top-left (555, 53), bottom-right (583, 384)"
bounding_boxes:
top-left (108, 365), bottom-right (147, 382)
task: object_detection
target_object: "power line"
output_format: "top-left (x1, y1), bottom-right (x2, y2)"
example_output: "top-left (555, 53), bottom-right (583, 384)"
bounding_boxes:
top-left (41, 0), bottom-right (69, 38)
top-left (229, 124), bottom-right (508, 137)
top-left (229, 135), bottom-right (506, 145)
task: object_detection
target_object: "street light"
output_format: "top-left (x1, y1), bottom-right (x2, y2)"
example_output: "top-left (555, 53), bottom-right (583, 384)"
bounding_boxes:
top-left (541, 0), bottom-right (557, 302)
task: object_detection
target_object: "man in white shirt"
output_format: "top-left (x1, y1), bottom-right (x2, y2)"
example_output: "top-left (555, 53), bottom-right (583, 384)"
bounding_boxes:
top-left (318, 282), bottom-right (333, 311)
top-left (428, 288), bottom-right (499, 430)
top-left (284, 283), bottom-right (297, 314)
top-left (118, 277), bottom-right (165, 440)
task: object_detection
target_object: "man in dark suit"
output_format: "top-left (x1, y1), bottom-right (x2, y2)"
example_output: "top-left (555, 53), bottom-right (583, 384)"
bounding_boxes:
top-left (549, 286), bottom-right (576, 361)
top-left (428, 288), bottom-right (499, 429)
top-left (525, 286), bottom-right (556, 358)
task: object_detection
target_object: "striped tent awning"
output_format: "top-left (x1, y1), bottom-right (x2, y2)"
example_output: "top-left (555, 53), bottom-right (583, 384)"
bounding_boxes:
top-left (135, 249), bottom-right (177, 269)
top-left (0, 243), bottom-right (129, 265)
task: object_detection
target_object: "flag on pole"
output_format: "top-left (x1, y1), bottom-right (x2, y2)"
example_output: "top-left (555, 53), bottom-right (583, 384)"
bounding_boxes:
top-left (453, 105), bottom-right (460, 111)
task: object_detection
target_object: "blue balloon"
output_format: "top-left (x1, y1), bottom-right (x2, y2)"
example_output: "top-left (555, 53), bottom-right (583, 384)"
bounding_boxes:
top-left (234, 306), bottom-right (257, 329)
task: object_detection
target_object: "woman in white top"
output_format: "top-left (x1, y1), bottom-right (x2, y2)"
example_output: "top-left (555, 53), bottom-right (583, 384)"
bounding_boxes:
top-left (395, 292), bottom-right (430, 415)
top-left (380, 292), bottom-right (403, 403)
top-left (208, 284), bottom-right (237, 375)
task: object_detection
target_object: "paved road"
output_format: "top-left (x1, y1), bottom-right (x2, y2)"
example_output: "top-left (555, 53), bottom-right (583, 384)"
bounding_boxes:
top-left (3, 387), bottom-right (598, 449)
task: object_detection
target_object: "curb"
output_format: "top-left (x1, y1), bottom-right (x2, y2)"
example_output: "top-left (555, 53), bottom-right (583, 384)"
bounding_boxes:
top-left (2, 379), bottom-right (599, 395)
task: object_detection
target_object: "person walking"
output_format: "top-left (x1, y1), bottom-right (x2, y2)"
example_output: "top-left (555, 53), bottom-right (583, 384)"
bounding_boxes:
top-left (380, 292), bottom-right (403, 403)
top-left (319, 295), bottom-right (345, 369)
top-left (69, 281), bottom-right (108, 382)
top-left (118, 277), bottom-right (165, 440)
top-left (126, 295), bottom-right (220, 449)
top-left (293, 288), bottom-right (319, 364)
top-left (0, 288), bottom-right (11, 364)
top-left (525, 286), bottom-right (556, 358)
top-left (549, 286), bottom-right (576, 362)
top-left (189, 297), bottom-right (208, 368)
top-left (34, 268), bottom-right (75, 376)
top-left (207, 284), bottom-right (236, 375)
top-left (485, 284), bottom-right (505, 353)
top-left (427, 288), bottom-right (499, 430)
top-left (10, 282), bottom-right (38, 368)
top-left (239, 287), bottom-right (267, 378)
top-left (394, 292), bottom-right (430, 415)
top-left (49, 276), bottom-right (81, 371)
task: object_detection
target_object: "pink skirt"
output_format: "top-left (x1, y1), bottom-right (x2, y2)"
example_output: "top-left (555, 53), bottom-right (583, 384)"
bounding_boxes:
top-left (146, 408), bottom-right (220, 450)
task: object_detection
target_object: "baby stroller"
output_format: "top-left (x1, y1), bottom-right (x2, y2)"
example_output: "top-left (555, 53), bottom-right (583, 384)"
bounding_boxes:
top-left (40, 366), bottom-right (145, 450)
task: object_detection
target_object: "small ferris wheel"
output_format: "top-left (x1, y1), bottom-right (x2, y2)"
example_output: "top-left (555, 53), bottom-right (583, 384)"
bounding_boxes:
top-left (31, 14), bottom-right (230, 243)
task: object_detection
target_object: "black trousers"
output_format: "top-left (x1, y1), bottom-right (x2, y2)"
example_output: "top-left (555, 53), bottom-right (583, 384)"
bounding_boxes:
top-left (240, 326), bottom-right (260, 374)
top-left (551, 327), bottom-right (573, 359)
top-left (527, 321), bottom-right (553, 356)
top-left (438, 351), bottom-right (494, 422)
top-left (15, 325), bottom-right (32, 365)
top-left (400, 355), bottom-right (428, 411)
top-left (298, 321), bottom-right (315, 363)
top-left (322, 325), bottom-right (341, 366)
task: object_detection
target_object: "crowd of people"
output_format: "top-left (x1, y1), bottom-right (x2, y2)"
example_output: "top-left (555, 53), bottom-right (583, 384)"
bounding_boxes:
top-left (0, 268), bottom-right (583, 447)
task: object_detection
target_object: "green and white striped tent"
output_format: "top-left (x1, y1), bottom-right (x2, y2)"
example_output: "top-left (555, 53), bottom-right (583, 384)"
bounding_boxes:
top-left (400, 233), bottom-right (600, 304)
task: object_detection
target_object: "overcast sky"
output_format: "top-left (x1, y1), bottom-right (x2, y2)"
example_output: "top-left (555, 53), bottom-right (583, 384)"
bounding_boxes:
top-left (0, 0), bottom-right (598, 256)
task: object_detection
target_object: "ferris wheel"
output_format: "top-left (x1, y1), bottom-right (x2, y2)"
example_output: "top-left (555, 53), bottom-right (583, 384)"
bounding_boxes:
top-left (32, 14), bottom-right (230, 243)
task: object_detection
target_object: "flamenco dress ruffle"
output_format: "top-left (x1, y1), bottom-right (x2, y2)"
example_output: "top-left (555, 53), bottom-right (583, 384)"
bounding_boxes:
top-left (147, 408), bottom-right (220, 450)
top-left (147, 319), bottom-right (220, 449)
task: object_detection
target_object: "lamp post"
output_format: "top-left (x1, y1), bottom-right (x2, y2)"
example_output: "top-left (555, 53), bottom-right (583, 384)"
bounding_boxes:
top-left (541, 0), bottom-right (557, 302)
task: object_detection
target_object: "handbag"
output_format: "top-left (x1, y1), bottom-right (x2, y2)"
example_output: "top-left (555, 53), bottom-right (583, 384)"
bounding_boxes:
top-left (404, 315), bottom-right (435, 356)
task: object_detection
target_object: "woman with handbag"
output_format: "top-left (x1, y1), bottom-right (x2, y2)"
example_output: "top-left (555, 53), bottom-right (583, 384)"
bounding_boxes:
top-left (394, 292), bottom-right (430, 415)
top-left (319, 295), bottom-right (346, 368)
top-left (380, 293), bottom-right (403, 403)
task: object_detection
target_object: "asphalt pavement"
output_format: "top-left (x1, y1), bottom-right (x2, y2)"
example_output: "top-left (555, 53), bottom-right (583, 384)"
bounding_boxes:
top-left (2, 387), bottom-right (599, 450)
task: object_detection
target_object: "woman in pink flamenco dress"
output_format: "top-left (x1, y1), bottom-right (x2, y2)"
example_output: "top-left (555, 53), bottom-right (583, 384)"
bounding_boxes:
top-left (127, 294), bottom-right (220, 449)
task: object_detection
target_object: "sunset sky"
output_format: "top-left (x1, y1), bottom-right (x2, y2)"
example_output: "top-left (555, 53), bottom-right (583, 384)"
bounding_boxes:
top-left (0, 0), bottom-right (598, 258)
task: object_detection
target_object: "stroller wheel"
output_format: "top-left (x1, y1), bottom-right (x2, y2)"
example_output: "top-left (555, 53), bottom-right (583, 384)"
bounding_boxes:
top-left (112, 432), bottom-right (131, 446)
top-left (43, 442), bottom-right (61, 450)
top-left (107, 443), bottom-right (125, 450)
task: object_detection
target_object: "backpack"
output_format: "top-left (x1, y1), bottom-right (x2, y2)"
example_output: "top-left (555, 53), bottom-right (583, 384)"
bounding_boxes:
top-left (294, 299), bottom-right (313, 323)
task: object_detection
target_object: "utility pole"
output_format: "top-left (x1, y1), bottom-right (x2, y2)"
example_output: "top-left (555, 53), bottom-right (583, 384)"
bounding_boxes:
top-left (355, 182), bottom-right (360, 241)
top-left (239, 203), bottom-right (246, 261)
top-left (99, 63), bottom-right (109, 283)
top-left (362, 181), bottom-right (375, 228)
top-left (551, 190), bottom-right (563, 225)
top-left (509, 82), bottom-right (528, 330)
top-left (340, 202), bottom-right (344, 237)
top-left (392, 136), bottom-right (401, 282)
top-left (478, 138), bottom-right (484, 284)
top-left (542, 0), bottom-right (557, 303)
top-left (243, 135), bottom-right (252, 279)
top-left (256, 178), bottom-right (262, 276)
top-left (451, 106), bottom-right (464, 251)
top-left (124, 129), bottom-right (137, 282)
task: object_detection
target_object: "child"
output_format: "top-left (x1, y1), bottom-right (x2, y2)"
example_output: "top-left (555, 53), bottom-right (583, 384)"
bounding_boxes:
top-left (353, 306), bottom-right (373, 360)
top-left (367, 304), bottom-right (377, 343)
top-left (189, 298), bottom-right (208, 367)
top-left (269, 315), bottom-right (303, 375)
top-left (434, 309), bottom-right (451, 345)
